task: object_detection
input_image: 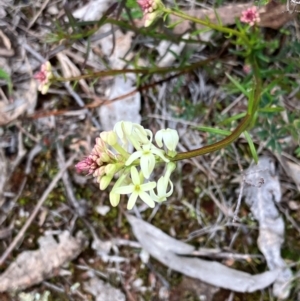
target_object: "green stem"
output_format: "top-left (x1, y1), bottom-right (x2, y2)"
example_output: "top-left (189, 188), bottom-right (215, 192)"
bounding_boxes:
top-left (172, 114), bottom-right (252, 161)
top-left (249, 55), bottom-right (262, 114)
top-left (162, 8), bottom-right (250, 46)
top-left (171, 55), bottom-right (262, 161)
top-left (52, 56), bottom-right (215, 83)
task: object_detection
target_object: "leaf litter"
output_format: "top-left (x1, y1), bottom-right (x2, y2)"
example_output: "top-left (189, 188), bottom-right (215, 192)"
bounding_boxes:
top-left (0, 231), bottom-right (86, 292)
top-left (244, 156), bottom-right (293, 299)
top-left (0, 0), bottom-right (300, 300)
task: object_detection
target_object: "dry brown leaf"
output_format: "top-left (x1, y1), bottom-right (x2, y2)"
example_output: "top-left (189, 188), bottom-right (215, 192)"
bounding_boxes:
top-left (56, 52), bottom-right (92, 95)
top-left (0, 79), bottom-right (37, 125)
top-left (278, 156), bottom-right (300, 191)
top-left (83, 277), bottom-right (125, 301)
top-left (128, 214), bottom-right (279, 293)
top-left (244, 156), bottom-right (293, 299)
top-left (0, 29), bottom-right (14, 57)
top-left (0, 231), bottom-right (86, 292)
top-left (259, 1), bottom-right (296, 29)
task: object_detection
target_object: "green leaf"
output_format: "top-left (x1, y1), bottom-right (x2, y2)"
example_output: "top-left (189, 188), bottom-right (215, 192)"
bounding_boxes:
top-left (225, 73), bottom-right (249, 97)
top-left (218, 112), bottom-right (246, 125)
top-left (190, 27), bottom-right (212, 36)
top-left (258, 106), bottom-right (285, 113)
top-left (194, 126), bottom-right (231, 136)
top-left (244, 131), bottom-right (258, 163)
top-left (295, 146), bottom-right (300, 158)
top-left (166, 20), bottom-right (183, 29)
top-left (214, 8), bottom-right (222, 26)
top-left (293, 119), bottom-right (300, 130)
top-left (0, 68), bottom-right (12, 95)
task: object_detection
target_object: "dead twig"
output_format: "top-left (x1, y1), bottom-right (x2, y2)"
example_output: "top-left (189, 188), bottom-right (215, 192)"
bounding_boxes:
top-left (56, 141), bottom-right (85, 216)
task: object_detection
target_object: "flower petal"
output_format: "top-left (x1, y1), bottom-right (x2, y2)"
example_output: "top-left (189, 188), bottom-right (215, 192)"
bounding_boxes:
top-left (127, 192), bottom-right (139, 210)
top-left (164, 129), bottom-right (179, 151)
top-left (114, 185), bottom-right (135, 194)
top-left (139, 191), bottom-right (155, 208)
top-left (155, 130), bottom-right (163, 148)
top-left (157, 176), bottom-right (167, 196)
top-left (130, 166), bottom-right (141, 185)
top-left (140, 153), bottom-right (155, 179)
top-left (151, 147), bottom-right (169, 162)
top-left (140, 181), bottom-right (156, 191)
top-left (125, 151), bottom-right (142, 166)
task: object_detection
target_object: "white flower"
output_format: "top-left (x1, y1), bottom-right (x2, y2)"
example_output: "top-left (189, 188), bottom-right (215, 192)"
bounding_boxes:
top-left (150, 176), bottom-right (173, 202)
top-left (150, 162), bottom-right (176, 202)
top-left (155, 129), bottom-right (179, 157)
top-left (114, 121), bottom-right (152, 150)
top-left (125, 144), bottom-right (169, 179)
top-left (113, 166), bottom-right (156, 210)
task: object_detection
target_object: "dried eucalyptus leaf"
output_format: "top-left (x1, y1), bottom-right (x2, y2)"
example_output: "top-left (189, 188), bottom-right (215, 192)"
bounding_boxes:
top-left (127, 215), bottom-right (279, 293)
top-left (83, 277), bottom-right (125, 301)
top-left (0, 231), bottom-right (86, 292)
top-left (244, 156), bottom-right (293, 299)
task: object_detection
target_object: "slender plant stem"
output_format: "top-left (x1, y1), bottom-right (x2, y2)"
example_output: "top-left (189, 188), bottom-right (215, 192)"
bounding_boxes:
top-left (53, 56), bottom-right (216, 83)
top-left (172, 114), bottom-right (252, 161)
top-left (162, 8), bottom-right (250, 46)
top-left (172, 53), bottom-right (262, 161)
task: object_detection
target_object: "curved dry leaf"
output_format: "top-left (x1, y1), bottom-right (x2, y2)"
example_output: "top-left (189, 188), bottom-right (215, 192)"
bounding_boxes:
top-left (0, 79), bottom-right (37, 125)
top-left (56, 52), bottom-right (92, 94)
top-left (278, 156), bottom-right (300, 191)
top-left (127, 214), bottom-right (279, 293)
top-left (83, 277), bottom-right (125, 301)
top-left (0, 231), bottom-right (86, 292)
top-left (244, 156), bottom-right (293, 299)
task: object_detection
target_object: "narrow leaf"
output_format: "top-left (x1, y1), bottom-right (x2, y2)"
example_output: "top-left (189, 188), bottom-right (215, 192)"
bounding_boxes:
top-left (218, 112), bottom-right (246, 125)
top-left (226, 73), bottom-right (248, 97)
top-left (258, 106), bottom-right (285, 113)
top-left (0, 68), bottom-right (12, 95)
top-left (244, 131), bottom-right (258, 163)
top-left (194, 126), bottom-right (231, 136)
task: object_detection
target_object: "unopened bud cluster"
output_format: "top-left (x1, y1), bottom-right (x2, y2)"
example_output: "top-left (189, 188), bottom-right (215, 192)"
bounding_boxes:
top-left (76, 121), bottom-right (179, 210)
top-left (137, 0), bottom-right (163, 27)
top-left (34, 61), bottom-right (53, 94)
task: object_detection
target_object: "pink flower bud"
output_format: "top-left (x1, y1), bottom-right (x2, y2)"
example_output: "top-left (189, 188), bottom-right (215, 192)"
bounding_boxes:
top-left (34, 61), bottom-right (53, 94)
top-left (137, 0), bottom-right (163, 27)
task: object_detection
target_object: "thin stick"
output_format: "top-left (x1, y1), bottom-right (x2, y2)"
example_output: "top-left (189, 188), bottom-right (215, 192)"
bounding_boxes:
top-left (232, 144), bottom-right (244, 223)
top-left (0, 154), bottom-right (76, 266)
top-left (27, 0), bottom-right (51, 29)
